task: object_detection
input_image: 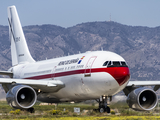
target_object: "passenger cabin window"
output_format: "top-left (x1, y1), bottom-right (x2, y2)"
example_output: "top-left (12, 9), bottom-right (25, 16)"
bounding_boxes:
top-left (103, 61), bottom-right (128, 67)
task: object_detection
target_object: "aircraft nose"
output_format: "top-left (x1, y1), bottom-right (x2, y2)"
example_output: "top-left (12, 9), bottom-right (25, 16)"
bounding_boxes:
top-left (114, 67), bottom-right (130, 86)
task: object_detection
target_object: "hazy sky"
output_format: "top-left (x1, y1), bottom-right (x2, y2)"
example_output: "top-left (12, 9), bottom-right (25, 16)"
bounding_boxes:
top-left (0, 0), bottom-right (160, 28)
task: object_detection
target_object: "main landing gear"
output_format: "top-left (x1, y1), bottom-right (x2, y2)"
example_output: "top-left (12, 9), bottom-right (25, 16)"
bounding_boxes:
top-left (96, 96), bottom-right (111, 113)
top-left (26, 107), bottom-right (35, 113)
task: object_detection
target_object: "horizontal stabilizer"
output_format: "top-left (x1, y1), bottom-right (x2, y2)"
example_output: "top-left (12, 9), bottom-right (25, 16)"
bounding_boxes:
top-left (0, 71), bottom-right (13, 78)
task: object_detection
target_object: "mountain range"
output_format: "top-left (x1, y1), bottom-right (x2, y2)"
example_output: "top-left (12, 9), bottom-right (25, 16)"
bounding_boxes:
top-left (0, 21), bottom-right (160, 97)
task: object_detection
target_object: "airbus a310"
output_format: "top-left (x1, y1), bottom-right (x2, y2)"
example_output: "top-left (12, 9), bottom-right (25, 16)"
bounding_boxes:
top-left (0, 6), bottom-right (159, 113)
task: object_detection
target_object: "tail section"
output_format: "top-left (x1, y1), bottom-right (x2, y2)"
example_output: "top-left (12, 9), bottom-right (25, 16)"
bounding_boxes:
top-left (8, 6), bottom-right (35, 66)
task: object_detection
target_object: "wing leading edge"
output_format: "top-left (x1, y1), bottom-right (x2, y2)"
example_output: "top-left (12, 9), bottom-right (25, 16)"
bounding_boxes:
top-left (0, 78), bottom-right (65, 93)
top-left (127, 80), bottom-right (160, 91)
top-left (127, 81), bottom-right (160, 86)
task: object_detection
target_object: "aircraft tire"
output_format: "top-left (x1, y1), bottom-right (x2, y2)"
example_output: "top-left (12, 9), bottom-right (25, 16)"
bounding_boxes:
top-left (106, 106), bottom-right (110, 113)
top-left (99, 107), bottom-right (105, 113)
top-left (27, 107), bottom-right (35, 113)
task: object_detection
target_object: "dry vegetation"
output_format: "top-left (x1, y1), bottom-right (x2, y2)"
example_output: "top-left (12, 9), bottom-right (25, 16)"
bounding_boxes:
top-left (0, 101), bottom-right (160, 119)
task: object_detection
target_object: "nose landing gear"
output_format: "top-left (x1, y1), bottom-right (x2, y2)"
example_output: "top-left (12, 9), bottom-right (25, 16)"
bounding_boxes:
top-left (97, 96), bottom-right (111, 113)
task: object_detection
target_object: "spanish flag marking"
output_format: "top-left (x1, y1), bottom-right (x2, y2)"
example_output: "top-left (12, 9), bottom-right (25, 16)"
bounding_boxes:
top-left (78, 56), bottom-right (85, 64)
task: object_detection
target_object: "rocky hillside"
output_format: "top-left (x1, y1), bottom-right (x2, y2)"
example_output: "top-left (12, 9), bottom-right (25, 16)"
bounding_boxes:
top-left (0, 21), bottom-right (160, 82)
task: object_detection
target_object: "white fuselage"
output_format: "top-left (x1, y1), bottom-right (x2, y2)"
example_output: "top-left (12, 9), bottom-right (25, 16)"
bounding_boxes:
top-left (10, 51), bottom-right (130, 102)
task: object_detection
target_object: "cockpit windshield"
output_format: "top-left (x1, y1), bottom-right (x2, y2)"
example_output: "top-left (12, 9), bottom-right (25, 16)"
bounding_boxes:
top-left (103, 61), bottom-right (128, 67)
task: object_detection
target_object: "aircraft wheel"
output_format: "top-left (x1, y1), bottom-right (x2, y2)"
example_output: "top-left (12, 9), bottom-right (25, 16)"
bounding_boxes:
top-left (27, 107), bottom-right (35, 113)
top-left (98, 96), bottom-right (112, 113)
top-left (99, 107), bottom-right (105, 113)
top-left (106, 106), bottom-right (110, 113)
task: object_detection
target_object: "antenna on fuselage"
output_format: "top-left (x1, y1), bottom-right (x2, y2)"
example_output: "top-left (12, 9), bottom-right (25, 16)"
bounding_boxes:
top-left (101, 47), bottom-right (103, 51)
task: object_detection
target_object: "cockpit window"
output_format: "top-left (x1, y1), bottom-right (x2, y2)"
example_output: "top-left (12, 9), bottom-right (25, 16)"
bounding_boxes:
top-left (103, 61), bottom-right (128, 67)
top-left (121, 62), bottom-right (128, 67)
top-left (107, 61), bottom-right (112, 67)
top-left (113, 61), bottom-right (121, 67)
top-left (103, 61), bottom-right (109, 66)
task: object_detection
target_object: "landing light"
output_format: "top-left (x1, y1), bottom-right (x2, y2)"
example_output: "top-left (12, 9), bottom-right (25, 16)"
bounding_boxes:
top-left (38, 89), bottom-right (41, 93)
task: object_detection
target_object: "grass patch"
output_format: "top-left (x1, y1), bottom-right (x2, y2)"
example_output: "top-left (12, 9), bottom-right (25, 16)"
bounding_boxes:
top-left (0, 101), bottom-right (159, 119)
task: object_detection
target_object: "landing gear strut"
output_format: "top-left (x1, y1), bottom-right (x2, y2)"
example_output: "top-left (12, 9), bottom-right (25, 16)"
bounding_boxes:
top-left (27, 107), bottom-right (35, 113)
top-left (97, 96), bottom-right (111, 113)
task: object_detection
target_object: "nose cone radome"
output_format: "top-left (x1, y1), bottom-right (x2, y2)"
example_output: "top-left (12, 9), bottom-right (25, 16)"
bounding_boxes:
top-left (114, 67), bottom-right (130, 86)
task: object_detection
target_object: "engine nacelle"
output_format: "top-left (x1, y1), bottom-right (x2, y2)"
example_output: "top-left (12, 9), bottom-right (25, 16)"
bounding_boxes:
top-left (6, 85), bottom-right (37, 109)
top-left (127, 87), bottom-right (158, 111)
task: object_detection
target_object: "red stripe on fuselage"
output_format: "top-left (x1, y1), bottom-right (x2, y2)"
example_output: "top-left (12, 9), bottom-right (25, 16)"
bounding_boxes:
top-left (25, 67), bottom-right (130, 86)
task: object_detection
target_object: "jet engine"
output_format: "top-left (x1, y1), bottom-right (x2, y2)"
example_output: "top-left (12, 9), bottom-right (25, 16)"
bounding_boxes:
top-left (127, 87), bottom-right (158, 111)
top-left (6, 85), bottom-right (37, 109)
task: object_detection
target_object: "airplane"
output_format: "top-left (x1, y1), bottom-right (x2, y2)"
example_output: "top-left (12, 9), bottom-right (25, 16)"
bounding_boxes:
top-left (0, 5), bottom-right (159, 113)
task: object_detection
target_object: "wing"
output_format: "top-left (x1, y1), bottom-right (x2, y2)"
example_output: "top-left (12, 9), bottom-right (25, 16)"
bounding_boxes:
top-left (125, 80), bottom-right (160, 95)
top-left (0, 78), bottom-right (65, 93)
top-left (127, 81), bottom-right (160, 86)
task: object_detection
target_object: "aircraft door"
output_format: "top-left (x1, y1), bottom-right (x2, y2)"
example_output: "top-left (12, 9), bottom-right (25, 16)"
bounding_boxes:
top-left (85, 56), bottom-right (97, 77)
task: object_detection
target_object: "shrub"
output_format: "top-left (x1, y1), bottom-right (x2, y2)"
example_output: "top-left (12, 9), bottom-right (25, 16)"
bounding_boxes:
top-left (110, 110), bottom-right (115, 114)
top-left (47, 109), bottom-right (61, 115)
top-left (9, 109), bottom-right (21, 115)
top-left (72, 112), bottom-right (78, 117)
top-left (62, 110), bottom-right (69, 115)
